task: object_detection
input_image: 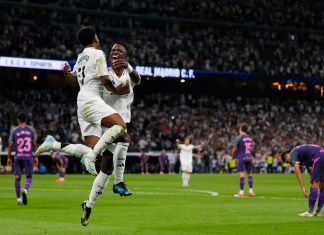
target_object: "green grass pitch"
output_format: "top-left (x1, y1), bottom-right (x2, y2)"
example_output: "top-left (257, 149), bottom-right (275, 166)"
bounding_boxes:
top-left (1, 173), bottom-right (323, 235)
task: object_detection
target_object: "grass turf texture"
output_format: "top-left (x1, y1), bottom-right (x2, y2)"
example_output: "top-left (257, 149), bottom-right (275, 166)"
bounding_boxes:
top-left (1, 174), bottom-right (323, 235)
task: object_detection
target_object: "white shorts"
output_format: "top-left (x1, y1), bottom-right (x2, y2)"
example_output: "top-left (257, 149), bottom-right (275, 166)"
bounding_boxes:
top-left (78, 94), bottom-right (117, 125)
top-left (181, 162), bottom-right (193, 173)
top-left (77, 93), bottom-right (117, 138)
top-left (78, 112), bottom-right (102, 139)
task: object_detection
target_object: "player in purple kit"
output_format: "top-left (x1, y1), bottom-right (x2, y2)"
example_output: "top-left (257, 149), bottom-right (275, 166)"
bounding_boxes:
top-left (50, 152), bottom-right (69, 182)
top-left (159, 149), bottom-right (168, 174)
top-left (281, 144), bottom-right (324, 217)
top-left (7, 113), bottom-right (38, 205)
top-left (139, 149), bottom-right (149, 175)
top-left (231, 123), bottom-right (255, 197)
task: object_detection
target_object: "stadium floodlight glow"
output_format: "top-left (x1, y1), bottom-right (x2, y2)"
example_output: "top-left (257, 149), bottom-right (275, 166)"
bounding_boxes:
top-left (0, 56), bottom-right (68, 71)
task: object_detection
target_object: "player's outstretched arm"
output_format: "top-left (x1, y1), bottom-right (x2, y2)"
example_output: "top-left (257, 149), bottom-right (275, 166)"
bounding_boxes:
top-left (128, 64), bottom-right (141, 85)
top-left (101, 75), bottom-right (130, 95)
top-left (294, 163), bottom-right (308, 198)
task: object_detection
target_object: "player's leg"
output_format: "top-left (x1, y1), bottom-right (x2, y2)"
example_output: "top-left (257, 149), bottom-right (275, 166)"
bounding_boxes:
top-left (35, 135), bottom-right (92, 158)
top-left (112, 134), bottom-right (132, 196)
top-left (181, 164), bottom-right (190, 187)
top-left (234, 159), bottom-right (245, 197)
top-left (246, 160), bottom-right (255, 197)
top-left (82, 113), bottom-right (126, 175)
top-left (312, 158), bottom-right (324, 216)
top-left (298, 182), bottom-right (318, 217)
top-left (81, 150), bottom-right (113, 226)
top-left (300, 159), bottom-right (324, 216)
top-left (57, 158), bottom-right (68, 183)
top-left (14, 160), bottom-right (23, 205)
top-left (315, 181), bottom-right (324, 216)
top-left (21, 159), bottom-right (33, 205)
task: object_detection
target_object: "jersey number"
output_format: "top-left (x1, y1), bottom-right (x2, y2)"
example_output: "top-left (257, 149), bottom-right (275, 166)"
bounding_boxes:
top-left (77, 66), bottom-right (86, 85)
top-left (17, 137), bottom-right (32, 152)
top-left (245, 142), bottom-right (252, 154)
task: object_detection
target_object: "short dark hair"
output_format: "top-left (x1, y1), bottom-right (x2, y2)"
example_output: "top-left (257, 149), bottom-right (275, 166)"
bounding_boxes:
top-left (280, 149), bottom-right (291, 162)
top-left (17, 112), bottom-right (27, 122)
top-left (77, 26), bottom-right (96, 46)
top-left (114, 41), bottom-right (130, 55)
top-left (240, 123), bottom-right (248, 133)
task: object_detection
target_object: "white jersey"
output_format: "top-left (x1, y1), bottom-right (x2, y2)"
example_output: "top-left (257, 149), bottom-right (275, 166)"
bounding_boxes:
top-left (179, 144), bottom-right (195, 164)
top-left (102, 67), bottom-right (135, 123)
top-left (71, 47), bottom-right (109, 99)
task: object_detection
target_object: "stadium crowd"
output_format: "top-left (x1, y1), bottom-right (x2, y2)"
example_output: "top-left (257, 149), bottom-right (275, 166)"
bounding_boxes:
top-left (1, 2), bottom-right (324, 77)
top-left (1, 87), bottom-right (324, 173)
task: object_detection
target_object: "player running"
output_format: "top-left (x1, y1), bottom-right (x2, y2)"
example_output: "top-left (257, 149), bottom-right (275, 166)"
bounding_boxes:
top-left (7, 113), bottom-right (38, 205)
top-left (281, 144), bottom-right (324, 217)
top-left (232, 123), bottom-right (256, 197)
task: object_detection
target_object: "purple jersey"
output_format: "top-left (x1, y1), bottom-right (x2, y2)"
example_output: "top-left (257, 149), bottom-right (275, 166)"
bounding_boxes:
top-left (290, 144), bottom-right (322, 167)
top-left (9, 125), bottom-right (36, 160)
top-left (233, 134), bottom-right (253, 158)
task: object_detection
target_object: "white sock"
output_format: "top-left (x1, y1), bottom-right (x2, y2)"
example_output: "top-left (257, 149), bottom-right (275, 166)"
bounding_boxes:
top-left (239, 190), bottom-right (244, 194)
top-left (87, 125), bottom-right (125, 159)
top-left (182, 173), bottom-right (186, 184)
top-left (186, 174), bottom-right (190, 185)
top-left (52, 141), bottom-right (62, 151)
top-left (249, 188), bottom-right (254, 193)
top-left (113, 142), bottom-right (129, 185)
top-left (61, 144), bottom-right (92, 158)
top-left (86, 171), bottom-right (110, 208)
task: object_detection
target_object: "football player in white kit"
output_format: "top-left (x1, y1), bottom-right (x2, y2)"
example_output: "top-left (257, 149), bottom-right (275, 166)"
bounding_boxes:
top-left (176, 138), bottom-right (204, 187)
top-left (35, 27), bottom-right (131, 183)
top-left (35, 39), bottom-right (141, 226)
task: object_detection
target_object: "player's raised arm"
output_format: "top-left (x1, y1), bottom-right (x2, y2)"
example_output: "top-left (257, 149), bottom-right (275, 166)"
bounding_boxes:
top-left (63, 63), bottom-right (78, 87)
top-left (127, 63), bottom-right (141, 85)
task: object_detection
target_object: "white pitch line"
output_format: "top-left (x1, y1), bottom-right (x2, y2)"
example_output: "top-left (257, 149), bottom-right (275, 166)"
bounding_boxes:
top-left (0, 187), bottom-right (305, 200)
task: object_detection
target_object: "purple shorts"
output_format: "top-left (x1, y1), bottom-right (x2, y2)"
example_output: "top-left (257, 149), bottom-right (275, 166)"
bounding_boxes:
top-left (63, 158), bottom-right (69, 168)
top-left (14, 159), bottom-right (33, 177)
top-left (236, 157), bottom-right (253, 173)
top-left (310, 155), bottom-right (324, 183)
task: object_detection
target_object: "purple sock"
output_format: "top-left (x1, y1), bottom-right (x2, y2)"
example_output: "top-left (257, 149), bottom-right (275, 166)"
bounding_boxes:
top-left (24, 177), bottom-right (32, 191)
top-left (60, 172), bottom-right (65, 178)
top-left (240, 177), bottom-right (244, 190)
top-left (317, 189), bottom-right (324, 213)
top-left (309, 187), bottom-right (318, 213)
top-left (248, 175), bottom-right (253, 189)
top-left (15, 178), bottom-right (21, 198)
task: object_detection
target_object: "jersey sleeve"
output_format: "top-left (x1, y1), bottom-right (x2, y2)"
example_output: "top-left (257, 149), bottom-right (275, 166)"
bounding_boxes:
top-left (290, 149), bottom-right (300, 164)
top-left (8, 128), bottom-right (16, 143)
top-left (232, 136), bottom-right (241, 148)
top-left (97, 50), bottom-right (109, 76)
top-left (30, 126), bottom-right (37, 142)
